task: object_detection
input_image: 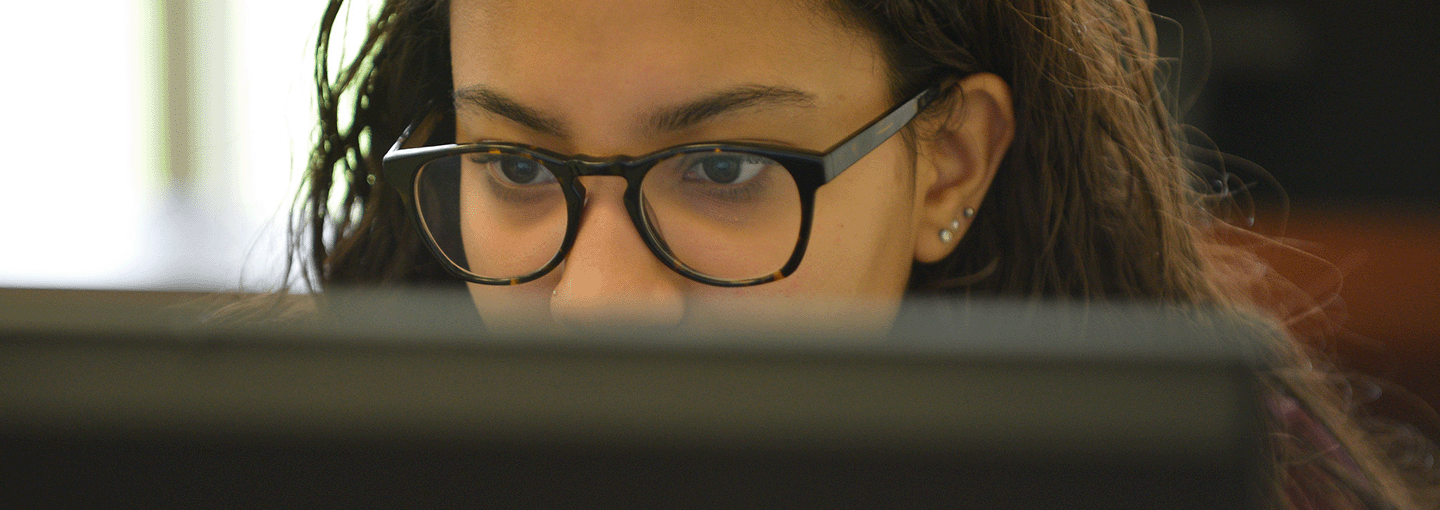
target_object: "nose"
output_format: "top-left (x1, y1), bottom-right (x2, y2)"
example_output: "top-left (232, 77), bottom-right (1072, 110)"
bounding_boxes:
top-left (550, 176), bottom-right (686, 331)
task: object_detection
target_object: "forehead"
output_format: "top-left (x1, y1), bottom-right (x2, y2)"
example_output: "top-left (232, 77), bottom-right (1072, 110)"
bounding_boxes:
top-left (447, 0), bottom-right (887, 114)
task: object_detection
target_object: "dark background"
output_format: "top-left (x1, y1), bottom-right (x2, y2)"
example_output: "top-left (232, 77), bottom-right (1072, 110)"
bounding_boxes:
top-left (1150, 0), bottom-right (1440, 203)
top-left (1149, 0), bottom-right (1439, 437)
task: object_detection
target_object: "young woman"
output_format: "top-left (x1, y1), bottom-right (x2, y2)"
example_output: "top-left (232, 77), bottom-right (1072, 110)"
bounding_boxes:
top-left (297, 0), bottom-right (1437, 507)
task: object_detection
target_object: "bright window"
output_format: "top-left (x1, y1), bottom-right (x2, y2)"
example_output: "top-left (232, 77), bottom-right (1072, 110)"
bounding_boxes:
top-left (0, 0), bottom-right (378, 291)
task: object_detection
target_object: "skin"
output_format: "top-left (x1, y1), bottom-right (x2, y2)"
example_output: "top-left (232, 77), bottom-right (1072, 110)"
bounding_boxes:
top-left (449, 0), bottom-right (1014, 335)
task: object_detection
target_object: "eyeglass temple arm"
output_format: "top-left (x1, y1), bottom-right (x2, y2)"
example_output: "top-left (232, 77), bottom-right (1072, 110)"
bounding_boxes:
top-left (390, 103), bottom-right (447, 155)
top-left (820, 87), bottom-right (941, 183)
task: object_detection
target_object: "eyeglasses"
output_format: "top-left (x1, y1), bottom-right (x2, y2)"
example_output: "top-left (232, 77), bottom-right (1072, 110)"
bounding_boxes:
top-left (383, 85), bottom-right (942, 287)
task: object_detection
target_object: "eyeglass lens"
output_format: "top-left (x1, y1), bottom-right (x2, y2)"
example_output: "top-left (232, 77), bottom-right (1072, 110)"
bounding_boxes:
top-left (412, 149), bottom-right (802, 282)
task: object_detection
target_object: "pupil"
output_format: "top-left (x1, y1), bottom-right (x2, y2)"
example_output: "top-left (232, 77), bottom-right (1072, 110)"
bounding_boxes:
top-left (703, 157), bottom-right (741, 183)
top-left (503, 158), bottom-right (539, 183)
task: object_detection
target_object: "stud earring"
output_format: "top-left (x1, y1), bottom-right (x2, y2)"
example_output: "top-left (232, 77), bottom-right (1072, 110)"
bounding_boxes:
top-left (941, 208), bottom-right (979, 243)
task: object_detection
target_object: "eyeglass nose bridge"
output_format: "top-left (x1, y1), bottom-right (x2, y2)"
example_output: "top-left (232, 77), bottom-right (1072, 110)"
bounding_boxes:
top-left (564, 157), bottom-right (643, 178)
top-left (554, 156), bottom-right (652, 223)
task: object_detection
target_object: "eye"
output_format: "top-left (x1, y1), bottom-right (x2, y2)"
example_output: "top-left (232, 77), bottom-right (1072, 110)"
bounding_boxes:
top-left (683, 154), bottom-right (770, 185)
top-left (470, 154), bottom-right (556, 185)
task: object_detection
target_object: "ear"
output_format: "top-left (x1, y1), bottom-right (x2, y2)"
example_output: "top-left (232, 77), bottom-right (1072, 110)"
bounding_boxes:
top-left (912, 73), bottom-right (1014, 264)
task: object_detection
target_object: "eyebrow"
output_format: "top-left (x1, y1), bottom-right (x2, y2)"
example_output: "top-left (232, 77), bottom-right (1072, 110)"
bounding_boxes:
top-left (453, 84), bottom-right (817, 139)
top-left (454, 86), bottom-right (570, 138)
top-left (646, 85), bottom-right (817, 133)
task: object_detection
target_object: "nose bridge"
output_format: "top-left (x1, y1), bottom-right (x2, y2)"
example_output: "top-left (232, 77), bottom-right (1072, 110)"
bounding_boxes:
top-left (551, 163), bottom-right (684, 331)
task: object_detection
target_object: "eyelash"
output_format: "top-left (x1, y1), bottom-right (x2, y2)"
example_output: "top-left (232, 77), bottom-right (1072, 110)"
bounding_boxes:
top-left (467, 155), bottom-right (556, 203)
top-left (676, 155), bottom-right (772, 202)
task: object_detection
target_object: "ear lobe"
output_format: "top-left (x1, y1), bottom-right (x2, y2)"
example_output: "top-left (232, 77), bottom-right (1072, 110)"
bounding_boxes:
top-left (912, 73), bottom-right (1015, 264)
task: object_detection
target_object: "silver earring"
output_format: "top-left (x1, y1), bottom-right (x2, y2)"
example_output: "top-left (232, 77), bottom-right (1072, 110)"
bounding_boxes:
top-left (940, 214), bottom-right (966, 243)
top-left (963, 207), bottom-right (976, 219)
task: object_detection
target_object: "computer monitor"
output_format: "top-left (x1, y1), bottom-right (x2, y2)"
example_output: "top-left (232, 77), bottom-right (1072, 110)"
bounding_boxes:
top-left (0, 288), bottom-right (1272, 509)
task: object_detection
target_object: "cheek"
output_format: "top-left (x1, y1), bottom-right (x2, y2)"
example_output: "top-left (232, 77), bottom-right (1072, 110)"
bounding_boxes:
top-left (467, 281), bottom-right (552, 332)
top-left (800, 144), bottom-right (917, 296)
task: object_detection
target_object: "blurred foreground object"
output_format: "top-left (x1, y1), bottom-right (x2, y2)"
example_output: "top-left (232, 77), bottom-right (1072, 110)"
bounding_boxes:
top-left (1, 289), bottom-right (1273, 509)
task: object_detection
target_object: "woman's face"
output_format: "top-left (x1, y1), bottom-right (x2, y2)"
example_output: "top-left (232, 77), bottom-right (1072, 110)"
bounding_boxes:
top-left (448, 0), bottom-right (1007, 335)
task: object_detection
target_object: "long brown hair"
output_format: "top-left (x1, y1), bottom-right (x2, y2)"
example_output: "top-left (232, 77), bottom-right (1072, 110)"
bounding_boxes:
top-left (297, 0), bottom-right (1435, 507)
